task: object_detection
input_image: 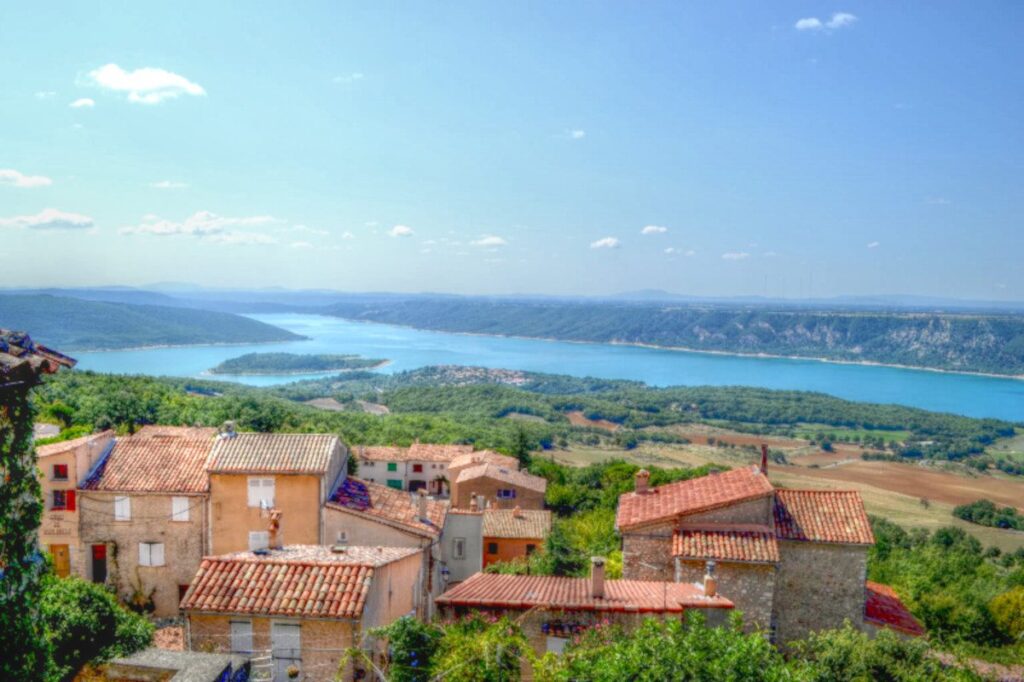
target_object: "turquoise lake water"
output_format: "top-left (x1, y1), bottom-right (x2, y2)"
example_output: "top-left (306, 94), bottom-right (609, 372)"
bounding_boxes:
top-left (72, 313), bottom-right (1024, 422)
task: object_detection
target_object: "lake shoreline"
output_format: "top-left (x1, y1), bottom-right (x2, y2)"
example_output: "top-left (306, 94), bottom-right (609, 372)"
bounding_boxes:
top-left (61, 337), bottom-right (311, 354)
top-left (205, 359), bottom-right (391, 377)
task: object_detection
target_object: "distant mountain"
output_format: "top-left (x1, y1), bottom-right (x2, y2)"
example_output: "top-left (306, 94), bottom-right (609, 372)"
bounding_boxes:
top-left (0, 294), bottom-right (306, 351)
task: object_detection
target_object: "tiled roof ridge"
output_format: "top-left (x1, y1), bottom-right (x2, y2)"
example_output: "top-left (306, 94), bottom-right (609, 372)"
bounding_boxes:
top-left (773, 488), bottom-right (874, 545)
top-left (456, 462), bottom-right (547, 492)
top-left (199, 555), bottom-right (378, 569)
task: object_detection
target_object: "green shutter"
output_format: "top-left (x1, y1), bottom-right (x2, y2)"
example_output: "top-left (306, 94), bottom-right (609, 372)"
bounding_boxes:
top-left (387, 479), bottom-right (403, 490)
top-left (387, 462), bottom-right (398, 472)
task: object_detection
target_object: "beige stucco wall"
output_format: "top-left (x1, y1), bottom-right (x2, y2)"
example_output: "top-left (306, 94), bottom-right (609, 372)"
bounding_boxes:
top-left (441, 511), bottom-right (483, 584)
top-left (79, 491), bottom-right (208, 616)
top-left (209, 473), bottom-right (322, 554)
top-left (362, 551), bottom-right (425, 627)
top-left (323, 507), bottom-right (427, 548)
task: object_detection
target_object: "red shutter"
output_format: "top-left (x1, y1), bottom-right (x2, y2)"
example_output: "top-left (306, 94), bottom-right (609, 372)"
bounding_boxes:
top-left (66, 490), bottom-right (76, 511)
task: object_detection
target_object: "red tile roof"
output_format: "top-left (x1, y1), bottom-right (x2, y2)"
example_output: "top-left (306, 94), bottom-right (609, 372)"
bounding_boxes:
top-left (0, 329), bottom-right (75, 390)
top-left (208, 433), bottom-right (339, 474)
top-left (180, 545), bottom-right (420, 619)
top-left (36, 430), bottom-right (114, 458)
top-left (436, 573), bottom-right (733, 613)
top-left (865, 581), bottom-right (925, 636)
top-left (449, 451), bottom-right (519, 472)
top-left (773, 490), bottom-right (874, 545)
top-left (81, 427), bottom-right (213, 494)
top-left (673, 529), bottom-right (779, 564)
top-left (326, 477), bottom-right (447, 538)
top-left (616, 467), bottom-right (773, 531)
top-left (356, 443), bottom-right (475, 463)
top-left (455, 463), bottom-right (547, 494)
top-left (483, 509), bottom-right (552, 539)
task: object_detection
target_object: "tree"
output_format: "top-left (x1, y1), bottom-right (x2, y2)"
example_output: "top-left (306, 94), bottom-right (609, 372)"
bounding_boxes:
top-left (40, 575), bottom-right (154, 681)
top-left (510, 425), bottom-right (533, 468)
top-left (989, 588), bottom-right (1024, 643)
top-left (429, 616), bottom-right (529, 681)
top-left (370, 616), bottom-right (442, 682)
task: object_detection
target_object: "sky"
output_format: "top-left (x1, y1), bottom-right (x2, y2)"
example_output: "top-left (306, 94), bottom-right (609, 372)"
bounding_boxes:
top-left (1, 2), bottom-right (1022, 299)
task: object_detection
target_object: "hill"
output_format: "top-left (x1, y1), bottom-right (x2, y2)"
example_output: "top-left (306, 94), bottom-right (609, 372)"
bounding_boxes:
top-left (0, 294), bottom-right (305, 350)
top-left (209, 352), bottom-right (387, 375)
top-left (320, 298), bottom-right (1024, 376)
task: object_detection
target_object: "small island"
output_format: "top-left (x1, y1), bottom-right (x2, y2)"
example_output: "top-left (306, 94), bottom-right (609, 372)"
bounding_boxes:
top-left (209, 352), bottom-right (388, 375)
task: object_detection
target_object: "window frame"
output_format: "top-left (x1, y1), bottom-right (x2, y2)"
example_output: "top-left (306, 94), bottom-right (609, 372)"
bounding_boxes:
top-left (52, 489), bottom-right (67, 511)
top-left (487, 542), bottom-right (499, 555)
top-left (247, 477), bottom-right (275, 508)
top-left (497, 488), bottom-right (517, 499)
top-left (139, 541), bottom-right (165, 567)
top-left (452, 537), bottom-right (466, 560)
top-left (52, 463), bottom-right (69, 480)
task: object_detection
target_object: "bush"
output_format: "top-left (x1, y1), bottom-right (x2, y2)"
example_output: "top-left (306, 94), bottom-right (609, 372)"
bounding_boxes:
top-left (989, 588), bottom-right (1024, 643)
top-left (40, 576), bottom-right (153, 681)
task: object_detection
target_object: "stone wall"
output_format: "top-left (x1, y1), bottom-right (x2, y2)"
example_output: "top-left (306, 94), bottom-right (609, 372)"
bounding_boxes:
top-left (679, 496), bottom-right (772, 526)
top-left (620, 521), bottom-right (674, 580)
top-left (676, 560), bottom-right (776, 632)
top-left (772, 541), bottom-right (868, 644)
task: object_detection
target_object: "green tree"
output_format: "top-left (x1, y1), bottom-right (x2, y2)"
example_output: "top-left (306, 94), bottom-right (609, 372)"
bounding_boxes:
top-left (370, 616), bottom-right (442, 682)
top-left (429, 616), bottom-right (529, 681)
top-left (510, 425), bottom-right (533, 468)
top-left (989, 588), bottom-right (1024, 643)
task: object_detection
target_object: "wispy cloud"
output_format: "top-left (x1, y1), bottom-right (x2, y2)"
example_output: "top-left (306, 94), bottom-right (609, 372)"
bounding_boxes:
top-left (0, 169), bottom-right (53, 188)
top-left (35, 91), bottom-right (57, 99)
top-left (795, 12), bottom-right (857, 31)
top-left (591, 237), bottom-right (620, 249)
top-left (721, 252), bottom-right (750, 260)
top-left (150, 180), bottom-right (187, 189)
top-left (205, 232), bottom-right (277, 246)
top-left (333, 72), bottom-right (364, 84)
top-left (664, 247), bottom-right (695, 256)
top-left (86, 64), bottom-right (205, 104)
top-left (342, 231), bottom-right (355, 240)
top-left (569, 129), bottom-right (586, 140)
top-left (288, 241), bottom-right (313, 249)
top-left (641, 225), bottom-right (668, 235)
top-left (0, 208), bottom-right (93, 230)
top-left (389, 224), bottom-right (414, 237)
top-left (867, 241), bottom-right (880, 249)
top-left (280, 224), bottom-right (328, 236)
top-left (470, 235), bottom-right (508, 247)
top-left (70, 98), bottom-right (95, 108)
top-left (120, 211), bottom-right (277, 245)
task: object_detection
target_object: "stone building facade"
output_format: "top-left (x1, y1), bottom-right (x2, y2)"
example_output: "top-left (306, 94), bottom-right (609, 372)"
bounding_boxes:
top-left (451, 463), bottom-right (547, 510)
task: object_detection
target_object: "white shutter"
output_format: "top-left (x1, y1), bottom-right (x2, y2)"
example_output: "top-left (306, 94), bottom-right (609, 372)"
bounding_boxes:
top-left (247, 477), bottom-right (275, 507)
top-left (139, 542), bottom-right (150, 566)
top-left (171, 497), bottom-right (190, 522)
top-left (230, 621), bottom-right (253, 653)
top-left (151, 543), bottom-right (165, 567)
top-left (115, 496), bottom-right (131, 521)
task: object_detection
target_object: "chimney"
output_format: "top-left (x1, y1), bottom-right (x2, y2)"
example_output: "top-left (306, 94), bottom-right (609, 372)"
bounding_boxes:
top-left (417, 489), bottom-right (428, 520)
top-left (635, 469), bottom-right (650, 495)
top-left (221, 420), bottom-right (237, 438)
top-left (703, 560), bottom-right (717, 598)
top-left (760, 444), bottom-right (768, 475)
top-left (590, 556), bottom-right (606, 599)
top-left (513, 505), bottom-right (523, 518)
top-left (268, 509), bottom-right (282, 550)
top-left (469, 493), bottom-right (478, 512)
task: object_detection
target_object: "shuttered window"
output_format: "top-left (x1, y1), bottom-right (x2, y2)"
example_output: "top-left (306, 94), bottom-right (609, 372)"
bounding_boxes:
top-left (171, 497), bottom-right (190, 522)
top-left (247, 477), bottom-right (275, 508)
top-left (139, 542), bottom-right (165, 567)
top-left (114, 496), bottom-right (131, 521)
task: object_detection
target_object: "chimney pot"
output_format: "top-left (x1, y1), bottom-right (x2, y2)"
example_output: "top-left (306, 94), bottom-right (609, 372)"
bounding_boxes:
top-left (590, 556), bottom-right (606, 599)
top-left (703, 560), bottom-right (717, 598)
top-left (417, 488), bottom-right (428, 520)
top-left (635, 469), bottom-right (650, 495)
top-left (760, 444), bottom-right (768, 475)
top-left (513, 505), bottom-right (523, 518)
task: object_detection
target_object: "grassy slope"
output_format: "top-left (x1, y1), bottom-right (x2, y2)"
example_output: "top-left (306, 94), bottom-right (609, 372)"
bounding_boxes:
top-left (0, 294), bottom-right (304, 350)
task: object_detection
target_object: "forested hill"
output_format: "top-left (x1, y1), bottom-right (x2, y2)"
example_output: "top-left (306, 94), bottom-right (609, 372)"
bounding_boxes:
top-left (321, 299), bottom-right (1024, 376)
top-left (0, 294), bottom-right (305, 350)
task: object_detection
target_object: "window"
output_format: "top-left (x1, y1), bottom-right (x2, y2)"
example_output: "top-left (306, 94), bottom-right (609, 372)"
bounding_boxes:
top-left (546, 636), bottom-right (569, 655)
top-left (412, 464), bottom-right (423, 473)
top-left (52, 463), bottom-right (68, 480)
top-left (497, 489), bottom-right (516, 499)
top-left (386, 479), bottom-right (403, 490)
top-left (230, 620), bottom-right (254, 654)
top-left (487, 542), bottom-right (498, 555)
top-left (364, 461), bottom-right (374, 467)
top-left (249, 531), bottom-right (270, 551)
top-left (52, 490), bottom-right (67, 510)
top-left (178, 584), bottom-right (190, 603)
top-left (139, 542), bottom-right (165, 567)
top-left (526, 544), bottom-right (537, 555)
top-left (247, 477), bottom-right (275, 508)
top-left (336, 530), bottom-right (348, 543)
top-left (114, 495), bottom-right (131, 521)
top-left (452, 537), bottom-right (466, 560)
top-left (387, 462), bottom-right (398, 472)
top-left (171, 496), bottom-right (190, 522)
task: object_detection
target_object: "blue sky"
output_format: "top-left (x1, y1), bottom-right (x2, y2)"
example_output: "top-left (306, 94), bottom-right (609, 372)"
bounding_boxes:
top-left (1, 2), bottom-right (1021, 298)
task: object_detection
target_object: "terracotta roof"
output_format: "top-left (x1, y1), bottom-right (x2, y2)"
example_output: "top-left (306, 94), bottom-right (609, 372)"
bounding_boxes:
top-left (326, 477), bottom-right (447, 538)
top-left (773, 490), bottom-right (874, 545)
top-left (449, 451), bottom-right (519, 472)
top-left (673, 529), bottom-right (780, 564)
top-left (36, 430), bottom-right (114, 458)
top-left (0, 329), bottom-right (75, 390)
top-left (208, 433), bottom-right (339, 474)
top-left (483, 509), bottom-right (552, 539)
top-left (180, 545), bottom-right (420, 619)
top-left (455, 463), bottom-right (547, 494)
top-left (134, 425), bottom-right (218, 440)
top-left (865, 581), bottom-right (925, 636)
top-left (82, 428), bottom-right (213, 494)
top-left (357, 443), bottom-right (476, 463)
top-left (616, 467), bottom-right (773, 531)
top-left (436, 573), bottom-right (733, 613)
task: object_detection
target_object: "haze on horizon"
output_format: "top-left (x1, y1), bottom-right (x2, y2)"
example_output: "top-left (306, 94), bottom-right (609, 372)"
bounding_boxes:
top-left (1, 3), bottom-right (1021, 300)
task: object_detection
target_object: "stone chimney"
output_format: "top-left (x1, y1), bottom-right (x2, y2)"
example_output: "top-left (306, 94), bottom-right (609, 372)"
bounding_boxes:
top-left (635, 469), bottom-right (650, 495)
top-left (417, 489), bottom-right (428, 520)
top-left (268, 509), bottom-right (282, 550)
top-left (703, 560), bottom-right (717, 598)
top-left (469, 493), bottom-right (478, 512)
top-left (590, 556), bottom-right (606, 599)
top-left (513, 505), bottom-right (523, 518)
top-left (760, 444), bottom-right (768, 475)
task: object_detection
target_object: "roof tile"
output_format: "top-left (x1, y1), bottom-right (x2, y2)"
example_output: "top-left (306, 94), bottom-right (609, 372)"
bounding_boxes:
top-left (81, 427), bottom-right (214, 493)
top-left (865, 581), bottom-right (925, 636)
top-left (455, 463), bottom-right (547, 494)
top-left (0, 328), bottom-right (75, 390)
top-left (673, 529), bottom-right (779, 563)
top-left (482, 509), bottom-right (552, 539)
top-left (773, 490), bottom-right (874, 545)
top-left (327, 477), bottom-right (447, 538)
top-left (208, 433), bottom-right (339, 474)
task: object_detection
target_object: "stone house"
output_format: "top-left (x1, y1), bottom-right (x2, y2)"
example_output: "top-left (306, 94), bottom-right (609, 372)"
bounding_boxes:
top-left (481, 507), bottom-right (551, 568)
top-left (615, 461), bottom-right (922, 642)
top-left (181, 545), bottom-right (424, 682)
top-left (446, 450), bottom-right (519, 483)
top-left (207, 431), bottom-right (346, 554)
top-left (436, 558), bottom-right (733, 672)
top-left (355, 443), bottom-right (476, 495)
top-left (36, 430), bottom-right (114, 577)
top-left (324, 477), bottom-right (448, 617)
top-left (451, 463), bottom-right (547, 510)
top-left (78, 427), bottom-right (215, 616)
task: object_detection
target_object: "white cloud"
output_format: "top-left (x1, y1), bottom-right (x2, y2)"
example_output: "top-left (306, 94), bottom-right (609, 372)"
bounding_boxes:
top-left (470, 235), bottom-right (508, 247)
top-left (86, 63), bottom-right (205, 104)
top-left (665, 247), bottom-right (696, 256)
top-left (570, 129), bottom-right (586, 140)
top-left (35, 91), bottom-right (57, 99)
top-left (641, 225), bottom-right (668, 235)
top-left (289, 241), bottom-right (313, 249)
top-left (342, 231), bottom-right (355, 240)
top-left (70, 98), bottom-right (95, 108)
top-left (0, 208), bottom-right (93, 230)
top-left (867, 241), bottom-right (880, 249)
top-left (796, 12), bottom-right (857, 31)
top-left (333, 72), bottom-right (364, 84)
top-left (120, 211), bottom-right (277, 244)
top-left (389, 225), bottom-right (414, 237)
top-left (280, 224), bottom-right (328, 236)
top-left (721, 252), bottom-right (750, 260)
top-left (0, 169), bottom-right (53, 188)
top-left (590, 237), bottom-right (620, 249)
top-left (150, 180), bottom-right (187, 189)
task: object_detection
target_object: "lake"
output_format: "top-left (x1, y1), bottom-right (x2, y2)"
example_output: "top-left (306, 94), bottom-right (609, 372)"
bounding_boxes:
top-left (73, 313), bottom-right (1024, 422)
